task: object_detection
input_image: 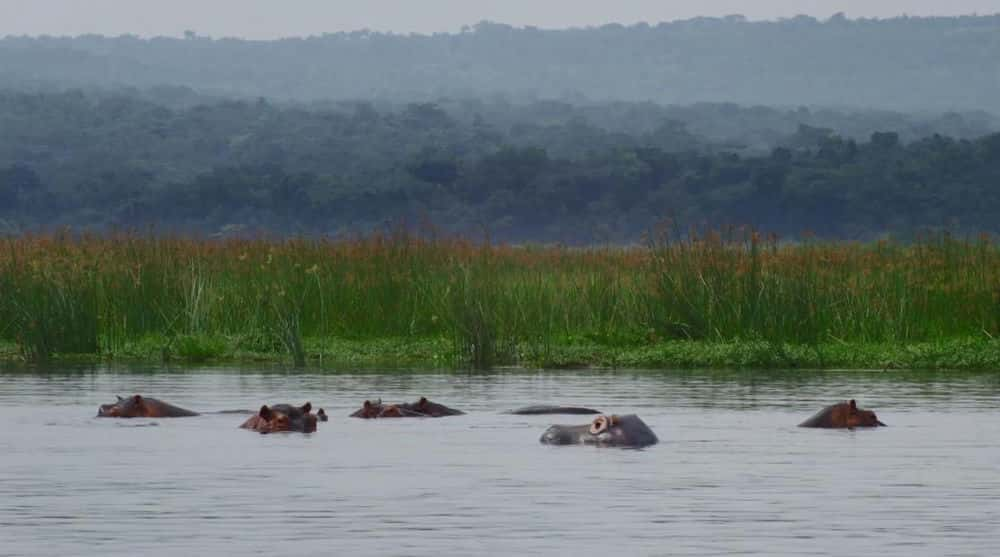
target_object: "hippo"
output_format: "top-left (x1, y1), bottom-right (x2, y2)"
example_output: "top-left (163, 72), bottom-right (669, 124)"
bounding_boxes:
top-left (798, 399), bottom-right (886, 429)
top-left (239, 402), bottom-right (319, 433)
top-left (507, 405), bottom-right (601, 415)
top-left (350, 397), bottom-right (464, 418)
top-left (540, 414), bottom-right (658, 448)
top-left (97, 395), bottom-right (199, 418)
top-left (266, 402), bottom-right (327, 423)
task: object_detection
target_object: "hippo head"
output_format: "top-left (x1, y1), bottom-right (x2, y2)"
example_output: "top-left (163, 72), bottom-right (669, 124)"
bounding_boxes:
top-left (352, 399), bottom-right (384, 419)
top-left (240, 403), bottom-right (318, 434)
top-left (799, 399), bottom-right (886, 428)
top-left (350, 397), bottom-right (463, 418)
top-left (540, 414), bottom-right (658, 448)
top-left (98, 395), bottom-right (146, 418)
top-left (845, 399), bottom-right (885, 428)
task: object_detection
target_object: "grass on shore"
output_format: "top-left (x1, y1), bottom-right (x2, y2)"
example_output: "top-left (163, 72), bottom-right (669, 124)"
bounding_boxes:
top-left (2, 229), bottom-right (1000, 370)
top-left (9, 334), bottom-right (1000, 371)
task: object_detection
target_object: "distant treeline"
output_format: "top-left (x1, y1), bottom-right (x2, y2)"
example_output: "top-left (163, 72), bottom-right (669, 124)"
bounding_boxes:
top-left (2, 90), bottom-right (1000, 241)
top-left (2, 15), bottom-right (1000, 111)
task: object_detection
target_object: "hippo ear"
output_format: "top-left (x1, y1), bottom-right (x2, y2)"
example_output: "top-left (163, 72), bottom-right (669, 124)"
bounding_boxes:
top-left (301, 402), bottom-right (312, 413)
top-left (132, 395), bottom-right (143, 405)
top-left (590, 415), bottom-right (610, 435)
top-left (116, 395), bottom-right (123, 402)
top-left (363, 400), bottom-right (372, 409)
top-left (417, 397), bottom-right (428, 409)
top-left (849, 399), bottom-right (857, 411)
top-left (259, 405), bottom-right (273, 419)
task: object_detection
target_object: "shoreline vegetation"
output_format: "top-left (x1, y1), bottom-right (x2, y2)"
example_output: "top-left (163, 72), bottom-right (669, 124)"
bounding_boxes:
top-left (3, 229), bottom-right (1000, 371)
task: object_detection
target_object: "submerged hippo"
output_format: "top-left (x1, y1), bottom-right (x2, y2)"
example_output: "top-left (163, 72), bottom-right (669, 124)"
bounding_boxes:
top-left (240, 402), bottom-right (319, 433)
top-left (97, 395), bottom-right (199, 418)
top-left (540, 414), bottom-right (658, 448)
top-left (799, 400), bottom-right (886, 429)
top-left (267, 402), bottom-right (327, 423)
top-left (507, 405), bottom-right (601, 415)
top-left (350, 397), bottom-right (464, 418)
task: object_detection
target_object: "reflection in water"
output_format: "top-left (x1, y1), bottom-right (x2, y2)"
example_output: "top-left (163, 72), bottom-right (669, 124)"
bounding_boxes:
top-left (1, 366), bottom-right (999, 556)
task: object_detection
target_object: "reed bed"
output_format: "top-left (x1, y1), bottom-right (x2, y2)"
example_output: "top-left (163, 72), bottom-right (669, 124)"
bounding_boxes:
top-left (1, 229), bottom-right (998, 367)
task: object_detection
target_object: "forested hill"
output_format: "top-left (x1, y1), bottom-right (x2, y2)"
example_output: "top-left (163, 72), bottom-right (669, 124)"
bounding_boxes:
top-left (2, 90), bottom-right (1000, 241)
top-left (2, 15), bottom-right (1000, 111)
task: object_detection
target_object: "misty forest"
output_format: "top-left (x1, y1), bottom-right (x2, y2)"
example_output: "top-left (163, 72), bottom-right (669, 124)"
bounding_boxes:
top-left (2, 14), bottom-right (1000, 242)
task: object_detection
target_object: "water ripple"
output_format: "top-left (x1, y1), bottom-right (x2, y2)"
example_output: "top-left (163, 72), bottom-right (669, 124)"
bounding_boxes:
top-left (1, 367), bottom-right (999, 556)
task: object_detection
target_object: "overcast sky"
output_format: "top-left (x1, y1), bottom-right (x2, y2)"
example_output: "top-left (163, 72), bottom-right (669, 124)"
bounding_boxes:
top-left (2, 0), bottom-right (998, 39)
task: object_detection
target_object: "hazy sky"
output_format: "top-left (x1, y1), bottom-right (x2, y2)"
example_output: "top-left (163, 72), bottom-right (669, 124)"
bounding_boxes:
top-left (2, 0), bottom-right (998, 38)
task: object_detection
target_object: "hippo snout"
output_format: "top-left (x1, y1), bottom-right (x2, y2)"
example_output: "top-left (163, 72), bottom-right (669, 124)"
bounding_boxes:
top-left (540, 426), bottom-right (577, 445)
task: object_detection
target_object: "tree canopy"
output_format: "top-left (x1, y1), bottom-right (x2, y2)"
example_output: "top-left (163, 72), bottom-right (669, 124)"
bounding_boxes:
top-left (1, 89), bottom-right (999, 241)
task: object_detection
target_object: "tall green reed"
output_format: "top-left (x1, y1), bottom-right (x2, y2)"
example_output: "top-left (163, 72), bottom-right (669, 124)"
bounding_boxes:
top-left (1, 230), bottom-right (999, 365)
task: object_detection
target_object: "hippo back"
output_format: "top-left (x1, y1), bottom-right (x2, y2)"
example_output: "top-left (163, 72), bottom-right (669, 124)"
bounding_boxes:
top-left (508, 405), bottom-right (601, 415)
top-left (97, 395), bottom-right (199, 418)
top-left (606, 414), bottom-right (659, 447)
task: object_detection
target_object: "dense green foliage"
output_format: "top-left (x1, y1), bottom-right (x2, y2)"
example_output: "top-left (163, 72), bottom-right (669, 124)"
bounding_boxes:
top-left (3, 15), bottom-right (1000, 111)
top-left (1, 90), bottom-right (999, 240)
top-left (2, 232), bottom-right (1000, 369)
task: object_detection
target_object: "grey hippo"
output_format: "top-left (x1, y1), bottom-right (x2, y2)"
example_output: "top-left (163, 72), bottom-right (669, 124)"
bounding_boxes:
top-left (540, 414), bottom-right (658, 447)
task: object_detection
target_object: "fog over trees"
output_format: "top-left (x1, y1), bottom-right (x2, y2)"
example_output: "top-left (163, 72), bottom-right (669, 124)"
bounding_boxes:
top-left (2, 14), bottom-right (1000, 241)
top-left (2, 15), bottom-right (999, 111)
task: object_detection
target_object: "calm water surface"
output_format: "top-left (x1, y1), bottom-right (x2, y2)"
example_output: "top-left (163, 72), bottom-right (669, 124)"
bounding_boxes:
top-left (1, 366), bottom-right (999, 556)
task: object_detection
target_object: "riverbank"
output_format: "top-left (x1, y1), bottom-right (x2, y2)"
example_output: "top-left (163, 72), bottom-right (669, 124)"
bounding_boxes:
top-left (4, 335), bottom-right (1000, 370)
top-left (4, 232), bottom-right (1000, 370)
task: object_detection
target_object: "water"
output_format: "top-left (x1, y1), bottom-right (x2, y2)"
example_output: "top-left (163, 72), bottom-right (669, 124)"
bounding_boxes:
top-left (1, 366), bottom-right (999, 556)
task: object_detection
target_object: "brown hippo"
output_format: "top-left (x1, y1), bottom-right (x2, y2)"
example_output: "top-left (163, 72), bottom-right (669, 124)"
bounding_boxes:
top-left (507, 405), bottom-right (601, 415)
top-left (540, 414), bottom-right (658, 447)
top-left (266, 402), bottom-right (326, 423)
top-left (350, 397), bottom-right (464, 418)
top-left (798, 400), bottom-right (886, 429)
top-left (240, 402), bottom-right (319, 433)
top-left (97, 395), bottom-right (199, 418)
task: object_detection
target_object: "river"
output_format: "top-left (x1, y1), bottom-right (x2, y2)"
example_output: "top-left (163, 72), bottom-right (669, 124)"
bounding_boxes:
top-left (1, 366), bottom-right (998, 556)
